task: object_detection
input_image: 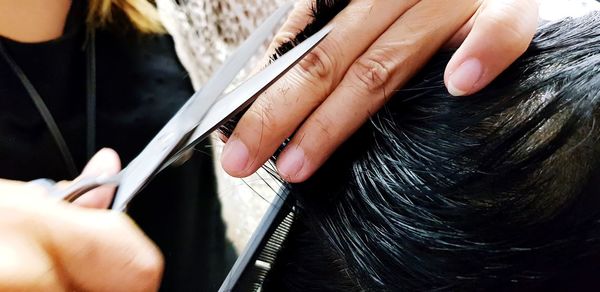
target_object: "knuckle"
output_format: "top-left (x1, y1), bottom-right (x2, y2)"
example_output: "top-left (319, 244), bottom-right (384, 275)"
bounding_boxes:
top-left (311, 114), bottom-right (335, 141)
top-left (491, 19), bottom-right (526, 46)
top-left (108, 213), bottom-right (164, 291)
top-left (131, 251), bottom-right (164, 292)
top-left (107, 211), bottom-right (131, 227)
top-left (297, 44), bottom-right (337, 89)
top-left (349, 48), bottom-right (396, 94)
top-left (485, 11), bottom-right (534, 54)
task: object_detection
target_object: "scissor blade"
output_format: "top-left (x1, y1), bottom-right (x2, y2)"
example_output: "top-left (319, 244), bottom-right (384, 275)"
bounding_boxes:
top-left (178, 1), bottom-right (295, 127)
top-left (112, 3), bottom-right (294, 211)
top-left (162, 25), bottom-right (333, 168)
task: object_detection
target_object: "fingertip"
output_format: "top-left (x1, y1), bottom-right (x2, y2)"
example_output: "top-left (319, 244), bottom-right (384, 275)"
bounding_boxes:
top-left (277, 146), bottom-right (307, 182)
top-left (74, 148), bottom-right (122, 209)
top-left (445, 57), bottom-right (484, 96)
top-left (81, 148), bottom-right (121, 177)
top-left (444, 0), bottom-right (539, 96)
top-left (220, 137), bottom-right (250, 177)
top-left (277, 144), bottom-right (322, 183)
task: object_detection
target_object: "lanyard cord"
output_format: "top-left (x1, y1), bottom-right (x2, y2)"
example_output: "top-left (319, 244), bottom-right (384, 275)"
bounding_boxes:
top-left (0, 30), bottom-right (97, 178)
top-left (86, 28), bottom-right (97, 160)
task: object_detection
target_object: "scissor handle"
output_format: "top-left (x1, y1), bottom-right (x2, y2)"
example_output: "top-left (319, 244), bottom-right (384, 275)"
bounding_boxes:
top-left (48, 175), bottom-right (122, 203)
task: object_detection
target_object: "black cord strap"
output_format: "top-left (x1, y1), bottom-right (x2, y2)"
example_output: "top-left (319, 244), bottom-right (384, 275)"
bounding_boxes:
top-left (0, 40), bottom-right (78, 177)
top-left (86, 28), bottom-right (97, 159)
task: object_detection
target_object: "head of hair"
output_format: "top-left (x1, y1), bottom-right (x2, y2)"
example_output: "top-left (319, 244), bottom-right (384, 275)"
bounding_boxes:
top-left (219, 1), bottom-right (600, 290)
top-left (87, 0), bottom-right (164, 33)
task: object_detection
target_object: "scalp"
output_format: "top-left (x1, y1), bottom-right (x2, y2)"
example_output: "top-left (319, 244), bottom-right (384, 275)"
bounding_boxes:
top-left (260, 8), bottom-right (600, 291)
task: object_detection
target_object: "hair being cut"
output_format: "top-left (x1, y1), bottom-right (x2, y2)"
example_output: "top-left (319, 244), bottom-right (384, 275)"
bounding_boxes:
top-left (222, 1), bottom-right (600, 290)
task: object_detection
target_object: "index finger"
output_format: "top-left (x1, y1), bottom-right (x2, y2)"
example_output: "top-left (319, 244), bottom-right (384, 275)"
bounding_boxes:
top-left (221, 0), bottom-right (420, 177)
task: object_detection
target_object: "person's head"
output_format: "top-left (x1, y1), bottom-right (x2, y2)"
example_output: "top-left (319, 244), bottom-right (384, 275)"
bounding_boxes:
top-left (220, 1), bottom-right (600, 290)
top-left (88, 0), bottom-right (163, 33)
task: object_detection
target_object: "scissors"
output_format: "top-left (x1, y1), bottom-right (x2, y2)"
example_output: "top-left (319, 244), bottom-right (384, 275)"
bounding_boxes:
top-left (47, 3), bottom-right (332, 212)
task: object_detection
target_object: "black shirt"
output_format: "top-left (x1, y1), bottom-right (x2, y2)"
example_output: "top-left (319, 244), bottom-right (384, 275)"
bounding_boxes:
top-left (0, 2), bottom-right (234, 290)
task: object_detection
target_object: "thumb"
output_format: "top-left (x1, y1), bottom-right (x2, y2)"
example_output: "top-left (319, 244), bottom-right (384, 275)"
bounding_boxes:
top-left (444, 0), bottom-right (539, 96)
top-left (72, 148), bottom-right (121, 209)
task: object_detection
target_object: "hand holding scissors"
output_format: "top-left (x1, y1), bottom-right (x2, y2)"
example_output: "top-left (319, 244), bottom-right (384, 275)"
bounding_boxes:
top-left (44, 3), bottom-right (332, 212)
top-left (1, 148), bottom-right (163, 291)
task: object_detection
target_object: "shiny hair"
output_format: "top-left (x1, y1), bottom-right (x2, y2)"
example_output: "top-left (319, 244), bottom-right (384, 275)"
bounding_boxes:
top-left (88, 0), bottom-right (164, 33)
top-left (222, 1), bottom-right (600, 290)
top-left (220, 1), bottom-right (600, 290)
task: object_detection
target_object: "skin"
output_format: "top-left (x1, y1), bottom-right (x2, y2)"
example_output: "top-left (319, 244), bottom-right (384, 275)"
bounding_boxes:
top-left (0, 0), bottom-right (71, 42)
top-left (221, 0), bottom-right (540, 182)
top-left (0, 0), bottom-right (537, 287)
top-left (0, 149), bottom-right (164, 291)
top-left (0, 2), bottom-right (164, 289)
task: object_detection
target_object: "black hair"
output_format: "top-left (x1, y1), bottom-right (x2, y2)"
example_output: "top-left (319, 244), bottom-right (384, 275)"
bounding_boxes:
top-left (222, 3), bottom-right (600, 290)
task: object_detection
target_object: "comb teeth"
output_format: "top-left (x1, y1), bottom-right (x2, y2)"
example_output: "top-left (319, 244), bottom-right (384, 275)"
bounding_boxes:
top-left (220, 186), bottom-right (295, 292)
top-left (249, 210), bottom-right (295, 291)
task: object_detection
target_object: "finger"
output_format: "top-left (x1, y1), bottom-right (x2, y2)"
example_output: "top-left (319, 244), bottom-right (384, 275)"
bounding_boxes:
top-left (0, 189), bottom-right (163, 291)
top-left (445, 10), bottom-right (478, 48)
top-left (444, 0), bottom-right (539, 96)
top-left (264, 0), bottom-right (317, 57)
top-left (0, 179), bottom-right (50, 200)
top-left (276, 0), bottom-right (480, 182)
top-left (72, 148), bottom-right (121, 209)
top-left (41, 206), bottom-right (163, 291)
top-left (0, 149), bottom-right (120, 208)
top-left (0, 229), bottom-right (63, 290)
top-left (222, 0), bottom-right (420, 177)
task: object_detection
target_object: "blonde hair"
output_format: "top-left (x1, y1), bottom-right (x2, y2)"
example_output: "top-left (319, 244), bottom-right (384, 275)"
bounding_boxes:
top-left (88, 0), bottom-right (164, 33)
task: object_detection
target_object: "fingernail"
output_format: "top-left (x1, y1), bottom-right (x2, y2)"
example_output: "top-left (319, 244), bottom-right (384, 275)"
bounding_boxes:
top-left (277, 147), bottom-right (305, 181)
top-left (221, 138), bottom-right (249, 174)
top-left (447, 58), bottom-right (483, 96)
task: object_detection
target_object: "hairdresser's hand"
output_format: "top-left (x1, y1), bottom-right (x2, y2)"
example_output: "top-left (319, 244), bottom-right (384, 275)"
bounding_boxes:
top-left (0, 149), bottom-right (163, 291)
top-left (221, 0), bottom-right (539, 182)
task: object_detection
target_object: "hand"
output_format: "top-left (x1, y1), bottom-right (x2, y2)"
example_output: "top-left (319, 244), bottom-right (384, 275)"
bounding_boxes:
top-left (0, 149), bottom-right (164, 291)
top-left (220, 0), bottom-right (539, 182)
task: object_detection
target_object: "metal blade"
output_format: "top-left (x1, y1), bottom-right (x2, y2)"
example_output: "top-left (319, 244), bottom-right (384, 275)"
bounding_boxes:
top-left (112, 3), bottom-right (294, 211)
top-left (162, 25), bottom-right (333, 169)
